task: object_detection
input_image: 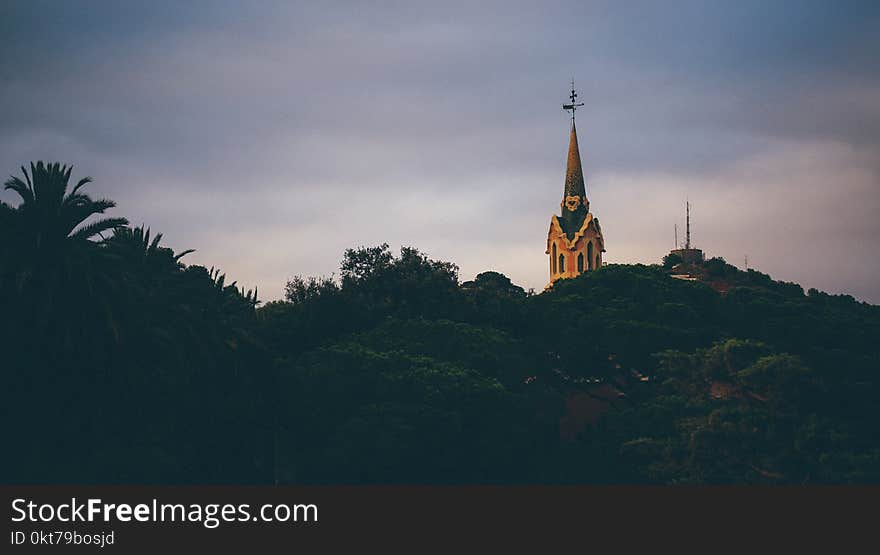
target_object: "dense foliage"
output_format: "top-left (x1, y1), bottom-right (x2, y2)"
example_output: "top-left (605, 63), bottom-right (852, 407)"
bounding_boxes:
top-left (3, 162), bottom-right (879, 484)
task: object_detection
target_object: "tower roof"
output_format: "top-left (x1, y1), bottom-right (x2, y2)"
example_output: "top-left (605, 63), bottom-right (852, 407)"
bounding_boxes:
top-left (558, 82), bottom-right (591, 241)
top-left (564, 119), bottom-right (586, 199)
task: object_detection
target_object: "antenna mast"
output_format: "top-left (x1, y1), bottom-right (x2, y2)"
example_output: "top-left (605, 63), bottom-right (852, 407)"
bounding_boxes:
top-left (674, 224), bottom-right (678, 249)
top-left (685, 200), bottom-right (691, 250)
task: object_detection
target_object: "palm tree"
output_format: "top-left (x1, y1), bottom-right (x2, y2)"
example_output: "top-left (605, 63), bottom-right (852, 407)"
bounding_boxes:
top-left (2, 162), bottom-right (129, 343)
top-left (109, 225), bottom-right (194, 270)
top-left (2, 161), bottom-right (127, 288)
top-left (4, 161), bottom-right (128, 254)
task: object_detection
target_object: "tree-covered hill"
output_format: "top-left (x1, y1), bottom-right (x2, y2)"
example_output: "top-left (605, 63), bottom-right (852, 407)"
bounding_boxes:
top-left (3, 162), bottom-right (879, 484)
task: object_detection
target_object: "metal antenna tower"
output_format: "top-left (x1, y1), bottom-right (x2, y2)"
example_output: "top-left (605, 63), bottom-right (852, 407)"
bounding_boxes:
top-left (685, 200), bottom-right (691, 250)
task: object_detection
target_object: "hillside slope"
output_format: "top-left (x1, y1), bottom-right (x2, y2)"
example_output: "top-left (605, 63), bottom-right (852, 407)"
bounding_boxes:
top-left (260, 249), bottom-right (880, 483)
top-left (5, 228), bottom-right (878, 483)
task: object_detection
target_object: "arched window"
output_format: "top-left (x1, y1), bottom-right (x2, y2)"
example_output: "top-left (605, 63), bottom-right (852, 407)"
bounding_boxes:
top-left (596, 254), bottom-right (601, 270)
top-left (558, 253), bottom-right (565, 274)
top-left (577, 252), bottom-right (584, 273)
top-left (551, 243), bottom-right (557, 274)
top-left (587, 241), bottom-right (594, 270)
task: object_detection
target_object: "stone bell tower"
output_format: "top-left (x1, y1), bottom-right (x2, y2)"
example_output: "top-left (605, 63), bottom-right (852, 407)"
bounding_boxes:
top-left (546, 82), bottom-right (605, 287)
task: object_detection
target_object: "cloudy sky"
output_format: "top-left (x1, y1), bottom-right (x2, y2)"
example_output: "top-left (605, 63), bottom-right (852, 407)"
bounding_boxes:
top-left (2, 0), bottom-right (879, 302)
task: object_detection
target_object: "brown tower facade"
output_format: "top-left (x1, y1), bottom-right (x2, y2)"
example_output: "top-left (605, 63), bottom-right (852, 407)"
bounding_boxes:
top-left (546, 92), bottom-right (605, 287)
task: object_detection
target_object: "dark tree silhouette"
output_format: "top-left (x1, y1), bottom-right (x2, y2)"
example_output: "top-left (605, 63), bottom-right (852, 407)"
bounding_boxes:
top-left (4, 161), bottom-right (126, 252)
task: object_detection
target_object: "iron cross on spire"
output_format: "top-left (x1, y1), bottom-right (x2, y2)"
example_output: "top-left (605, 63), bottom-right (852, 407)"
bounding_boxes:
top-left (562, 79), bottom-right (584, 120)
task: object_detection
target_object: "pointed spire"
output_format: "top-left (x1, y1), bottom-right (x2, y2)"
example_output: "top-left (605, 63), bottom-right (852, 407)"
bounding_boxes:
top-left (564, 119), bottom-right (586, 200)
top-left (558, 81), bottom-right (590, 239)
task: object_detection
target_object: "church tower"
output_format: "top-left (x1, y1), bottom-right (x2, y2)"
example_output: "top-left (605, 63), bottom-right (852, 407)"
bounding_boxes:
top-left (546, 83), bottom-right (605, 286)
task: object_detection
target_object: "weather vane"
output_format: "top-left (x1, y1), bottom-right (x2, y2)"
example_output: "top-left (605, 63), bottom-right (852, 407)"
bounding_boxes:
top-left (562, 79), bottom-right (584, 120)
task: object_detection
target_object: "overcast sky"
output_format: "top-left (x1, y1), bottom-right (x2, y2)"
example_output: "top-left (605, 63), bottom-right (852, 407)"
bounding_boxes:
top-left (2, 1), bottom-right (879, 302)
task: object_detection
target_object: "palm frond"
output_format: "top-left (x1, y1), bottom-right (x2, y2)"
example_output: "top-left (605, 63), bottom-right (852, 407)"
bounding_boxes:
top-left (87, 198), bottom-right (117, 213)
top-left (61, 192), bottom-right (92, 208)
top-left (61, 200), bottom-right (119, 236)
top-left (70, 176), bottom-right (92, 196)
top-left (62, 164), bottom-right (73, 186)
top-left (21, 165), bottom-right (32, 189)
top-left (70, 217), bottom-right (129, 241)
top-left (4, 176), bottom-right (34, 205)
top-left (213, 271), bottom-right (226, 289)
top-left (149, 232), bottom-right (163, 253)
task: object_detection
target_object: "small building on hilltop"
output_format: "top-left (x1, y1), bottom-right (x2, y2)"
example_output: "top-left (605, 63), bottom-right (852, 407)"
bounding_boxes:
top-left (668, 200), bottom-right (704, 267)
